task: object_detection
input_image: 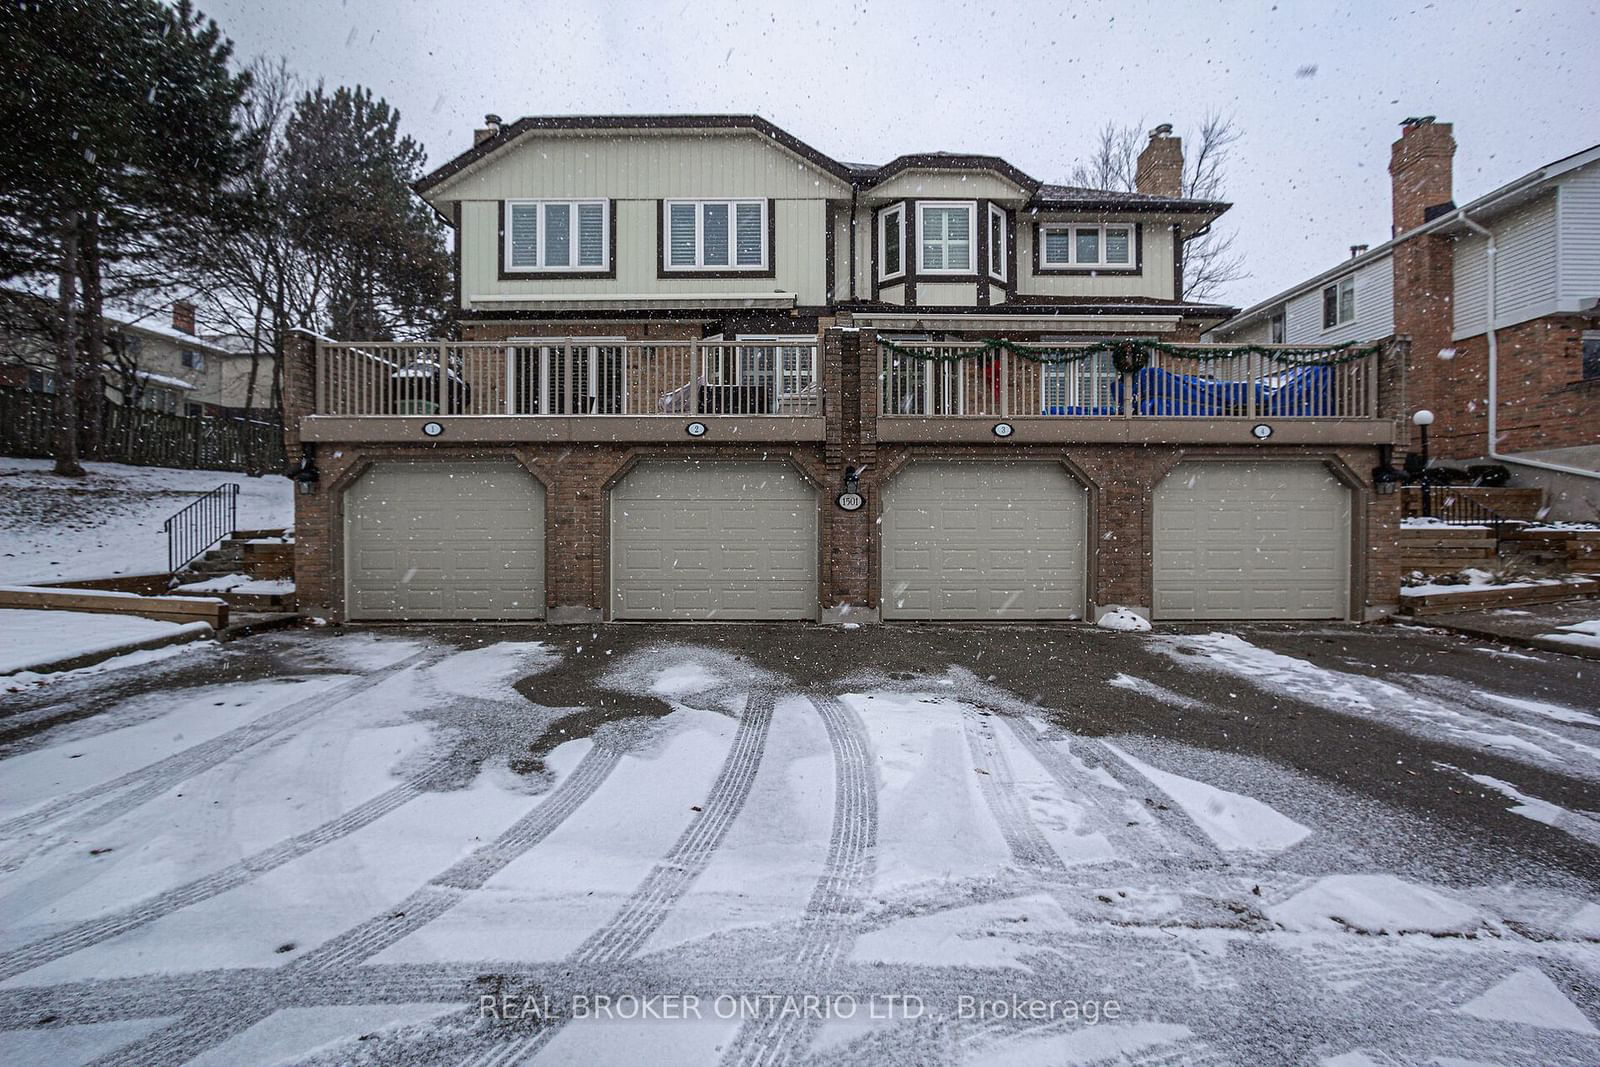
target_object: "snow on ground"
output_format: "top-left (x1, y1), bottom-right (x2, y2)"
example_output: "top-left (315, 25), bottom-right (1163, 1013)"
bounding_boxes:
top-left (0, 608), bottom-right (205, 675)
top-left (171, 573), bottom-right (295, 596)
top-left (1152, 631), bottom-right (1600, 779)
top-left (0, 629), bottom-right (1597, 1065)
top-left (1539, 619), bottom-right (1600, 650)
top-left (0, 458), bottom-right (293, 584)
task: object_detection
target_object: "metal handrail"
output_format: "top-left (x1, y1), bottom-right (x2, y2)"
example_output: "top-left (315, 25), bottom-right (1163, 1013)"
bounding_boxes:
top-left (1427, 491), bottom-right (1511, 541)
top-left (164, 483), bottom-right (239, 574)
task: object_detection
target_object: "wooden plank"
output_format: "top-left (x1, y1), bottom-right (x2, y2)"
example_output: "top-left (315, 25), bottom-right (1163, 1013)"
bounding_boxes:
top-left (1401, 581), bottom-right (1600, 616)
top-left (0, 587), bottom-right (228, 627)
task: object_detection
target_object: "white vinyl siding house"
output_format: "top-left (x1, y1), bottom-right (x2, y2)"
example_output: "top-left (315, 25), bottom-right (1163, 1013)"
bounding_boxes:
top-left (1276, 254), bottom-right (1395, 345)
top-left (1558, 162), bottom-right (1600, 305)
top-left (1014, 221), bottom-right (1177, 301)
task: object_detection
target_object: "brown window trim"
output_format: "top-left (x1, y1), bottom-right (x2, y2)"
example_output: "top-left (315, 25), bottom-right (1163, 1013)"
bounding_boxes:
top-left (656, 199), bottom-right (778, 280)
top-left (497, 199), bottom-right (618, 281)
top-left (1031, 221), bottom-right (1144, 277)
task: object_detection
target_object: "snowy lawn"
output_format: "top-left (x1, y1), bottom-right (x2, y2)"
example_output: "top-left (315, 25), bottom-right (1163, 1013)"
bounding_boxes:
top-left (0, 624), bottom-right (1596, 1065)
top-left (0, 458), bottom-right (293, 584)
top-left (0, 608), bottom-right (207, 675)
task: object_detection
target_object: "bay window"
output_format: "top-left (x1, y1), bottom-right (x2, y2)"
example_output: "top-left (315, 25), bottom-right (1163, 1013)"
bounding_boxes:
top-left (878, 203), bottom-right (905, 281)
top-left (988, 203), bottom-right (1007, 281)
top-left (663, 199), bottom-right (768, 270)
top-left (505, 199), bottom-right (610, 272)
top-left (917, 201), bottom-right (975, 274)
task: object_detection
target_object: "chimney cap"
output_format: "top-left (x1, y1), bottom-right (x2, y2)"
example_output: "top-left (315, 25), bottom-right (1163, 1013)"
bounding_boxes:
top-left (1149, 123), bottom-right (1174, 140)
top-left (1350, 244), bottom-right (1369, 259)
top-left (484, 113), bottom-right (502, 128)
top-left (1400, 116), bottom-right (1437, 130)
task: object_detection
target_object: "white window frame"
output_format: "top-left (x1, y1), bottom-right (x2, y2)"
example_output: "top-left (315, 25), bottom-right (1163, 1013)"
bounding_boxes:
top-left (1322, 276), bottom-right (1356, 330)
top-left (662, 198), bottom-right (768, 271)
top-left (1269, 310), bottom-right (1286, 344)
top-left (503, 198), bottom-right (611, 273)
top-left (916, 201), bottom-right (977, 275)
top-left (877, 203), bottom-right (905, 282)
top-left (987, 203), bottom-right (1008, 282)
top-left (1038, 222), bottom-right (1137, 269)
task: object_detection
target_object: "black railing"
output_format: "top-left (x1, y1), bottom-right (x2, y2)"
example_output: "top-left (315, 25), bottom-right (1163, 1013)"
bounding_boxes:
top-left (1431, 492), bottom-right (1511, 540)
top-left (164, 483), bottom-right (239, 574)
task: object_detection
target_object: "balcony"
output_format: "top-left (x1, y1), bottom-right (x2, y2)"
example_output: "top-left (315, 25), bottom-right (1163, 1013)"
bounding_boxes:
top-left (302, 338), bottom-right (824, 444)
top-left (876, 341), bottom-right (1395, 445)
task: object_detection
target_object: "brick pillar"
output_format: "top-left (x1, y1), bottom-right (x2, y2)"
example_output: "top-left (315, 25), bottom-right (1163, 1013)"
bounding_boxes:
top-left (281, 330), bottom-right (317, 455)
top-left (280, 330), bottom-right (326, 614)
top-left (1391, 233), bottom-right (1454, 443)
top-left (820, 327), bottom-right (876, 622)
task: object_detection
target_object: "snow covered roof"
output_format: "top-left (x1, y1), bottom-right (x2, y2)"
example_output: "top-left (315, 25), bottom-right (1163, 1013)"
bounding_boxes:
top-left (135, 370), bottom-right (198, 391)
top-left (1, 281), bottom-right (233, 356)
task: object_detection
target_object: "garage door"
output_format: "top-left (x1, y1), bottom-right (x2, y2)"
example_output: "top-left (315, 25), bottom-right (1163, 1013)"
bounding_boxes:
top-left (1153, 461), bottom-right (1350, 620)
top-left (610, 461), bottom-right (817, 620)
top-left (881, 462), bottom-right (1088, 620)
top-left (345, 461), bottom-right (545, 620)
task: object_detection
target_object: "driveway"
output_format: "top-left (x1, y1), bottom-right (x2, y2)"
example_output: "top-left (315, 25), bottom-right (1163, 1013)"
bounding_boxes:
top-left (1, 622), bottom-right (1597, 1065)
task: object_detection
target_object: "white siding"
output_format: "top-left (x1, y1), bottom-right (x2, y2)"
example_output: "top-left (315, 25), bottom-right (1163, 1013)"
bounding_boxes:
top-left (866, 169), bottom-right (1024, 202)
top-left (1453, 191), bottom-right (1558, 339)
top-left (916, 282), bottom-right (978, 307)
top-left (1211, 317), bottom-right (1274, 344)
top-left (1557, 162), bottom-right (1600, 304)
top-left (1282, 254), bottom-right (1393, 344)
top-left (1014, 219), bottom-right (1177, 301)
top-left (461, 198), bottom-right (827, 306)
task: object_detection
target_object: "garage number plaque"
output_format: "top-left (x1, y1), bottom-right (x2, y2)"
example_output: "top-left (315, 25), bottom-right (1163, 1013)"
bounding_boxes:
top-left (993, 422), bottom-right (1015, 438)
top-left (686, 421), bottom-right (708, 438)
top-left (836, 492), bottom-right (865, 512)
top-left (1251, 423), bottom-right (1273, 440)
top-left (421, 421), bottom-right (444, 437)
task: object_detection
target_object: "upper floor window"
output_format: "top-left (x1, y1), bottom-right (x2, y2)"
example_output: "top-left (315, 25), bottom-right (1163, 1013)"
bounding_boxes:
top-left (506, 199), bottom-right (610, 272)
top-left (1039, 223), bottom-right (1135, 269)
top-left (878, 204), bottom-right (905, 282)
top-left (1269, 310), bottom-right (1286, 344)
top-left (987, 203), bottom-right (1007, 282)
top-left (1322, 276), bottom-right (1355, 329)
top-left (664, 199), bottom-right (767, 271)
top-left (918, 202), bottom-right (975, 274)
top-left (181, 348), bottom-right (205, 371)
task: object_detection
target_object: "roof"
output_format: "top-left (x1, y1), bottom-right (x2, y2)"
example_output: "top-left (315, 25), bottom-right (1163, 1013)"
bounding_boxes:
top-left (414, 113), bottom-right (1230, 218)
top-left (1215, 139), bottom-right (1600, 334)
top-left (1, 281), bottom-right (233, 355)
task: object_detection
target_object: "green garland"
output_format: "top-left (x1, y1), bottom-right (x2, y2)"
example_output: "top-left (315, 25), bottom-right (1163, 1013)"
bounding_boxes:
top-left (877, 336), bottom-right (1384, 372)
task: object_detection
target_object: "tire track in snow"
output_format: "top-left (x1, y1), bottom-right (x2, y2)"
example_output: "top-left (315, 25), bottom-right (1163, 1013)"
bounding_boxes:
top-left (0, 649), bottom-right (443, 868)
top-left (719, 691), bottom-right (878, 1067)
top-left (80, 740), bottom-right (625, 1066)
top-left (0, 761), bottom-right (455, 982)
top-left (961, 708), bottom-right (1068, 874)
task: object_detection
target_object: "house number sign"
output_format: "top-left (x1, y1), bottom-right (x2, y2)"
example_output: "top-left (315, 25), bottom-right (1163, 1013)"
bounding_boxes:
top-left (836, 492), bottom-right (865, 512)
top-left (421, 421), bottom-right (444, 437)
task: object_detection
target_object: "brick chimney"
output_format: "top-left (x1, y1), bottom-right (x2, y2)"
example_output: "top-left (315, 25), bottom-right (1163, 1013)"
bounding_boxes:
top-left (1389, 117), bottom-right (1454, 235)
top-left (171, 300), bottom-right (196, 335)
top-left (1135, 124), bottom-right (1184, 198)
top-left (474, 113), bottom-right (503, 147)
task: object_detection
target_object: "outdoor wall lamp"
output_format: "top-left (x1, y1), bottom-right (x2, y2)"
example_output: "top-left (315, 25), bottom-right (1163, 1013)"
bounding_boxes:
top-left (837, 465), bottom-right (865, 512)
top-left (1371, 444), bottom-right (1401, 496)
top-left (294, 443), bottom-right (320, 495)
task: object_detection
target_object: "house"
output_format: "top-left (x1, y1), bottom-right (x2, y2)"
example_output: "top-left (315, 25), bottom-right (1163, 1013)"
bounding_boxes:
top-left (0, 290), bottom-right (279, 419)
top-left (281, 114), bottom-right (1407, 626)
top-left (1210, 119), bottom-right (1600, 518)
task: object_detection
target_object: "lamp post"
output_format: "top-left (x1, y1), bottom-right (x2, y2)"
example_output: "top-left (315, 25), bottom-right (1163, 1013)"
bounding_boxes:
top-left (1411, 409), bottom-right (1435, 517)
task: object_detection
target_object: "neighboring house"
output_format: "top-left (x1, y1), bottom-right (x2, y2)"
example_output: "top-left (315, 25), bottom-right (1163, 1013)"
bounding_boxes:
top-left (1211, 119), bottom-right (1600, 517)
top-left (283, 113), bottom-right (1408, 627)
top-left (0, 290), bottom-right (278, 418)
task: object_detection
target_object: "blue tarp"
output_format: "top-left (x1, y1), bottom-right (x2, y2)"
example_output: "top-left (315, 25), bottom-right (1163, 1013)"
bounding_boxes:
top-left (1123, 364), bottom-right (1335, 417)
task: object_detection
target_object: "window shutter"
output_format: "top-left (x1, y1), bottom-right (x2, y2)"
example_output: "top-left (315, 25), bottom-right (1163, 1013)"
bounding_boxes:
top-left (702, 203), bottom-right (730, 266)
top-left (1043, 228), bottom-right (1070, 265)
top-left (669, 203), bottom-right (696, 266)
top-left (735, 202), bottom-right (763, 266)
top-left (578, 203), bottom-right (605, 267)
top-left (509, 203), bottom-right (538, 267)
top-left (543, 202), bottom-right (571, 267)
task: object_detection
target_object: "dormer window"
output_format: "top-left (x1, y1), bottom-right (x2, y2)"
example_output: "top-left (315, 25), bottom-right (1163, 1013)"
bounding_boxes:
top-left (917, 202), bottom-right (975, 274)
top-left (1038, 223), bottom-right (1137, 270)
top-left (878, 204), bottom-right (905, 282)
top-left (505, 199), bottom-right (610, 272)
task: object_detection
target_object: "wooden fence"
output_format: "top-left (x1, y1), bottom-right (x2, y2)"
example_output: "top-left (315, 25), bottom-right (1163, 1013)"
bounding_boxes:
top-left (0, 387), bottom-right (284, 473)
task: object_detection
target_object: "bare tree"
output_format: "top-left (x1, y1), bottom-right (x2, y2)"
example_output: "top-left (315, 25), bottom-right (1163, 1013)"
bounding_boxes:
top-left (1066, 115), bottom-right (1247, 302)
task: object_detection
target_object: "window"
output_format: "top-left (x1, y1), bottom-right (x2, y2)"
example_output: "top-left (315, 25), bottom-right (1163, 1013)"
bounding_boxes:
top-left (1583, 332), bottom-right (1600, 381)
top-left (917, 201), bottom-right (976, 274)
top-left (987, 203), bottom-right (1007, 281)
top-left (1269, 311), bottom-right (1286, 344)
top-left (878, 204), bottom-right (905, 281)
top-left (25, 368), bottom-right (58, 394)
top-left (505, 199), bottom-right (610, 272)
top-left (1038, 223), bottom-right (1136, 269)
top-left (663, 199), bottom-right (767, 270)
top-left (181, 348), bottom-right (205, 371)
top-left (1322, 276), bottom-right (1355, 329)
top-left (1041, 349), bottom-right (1118, 414)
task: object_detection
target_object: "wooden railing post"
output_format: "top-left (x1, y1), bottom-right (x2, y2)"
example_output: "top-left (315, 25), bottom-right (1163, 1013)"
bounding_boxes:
top-left (314, 341), bottom-right (327, 415)
top-left (1246, 350), bottom-right (1258, 420)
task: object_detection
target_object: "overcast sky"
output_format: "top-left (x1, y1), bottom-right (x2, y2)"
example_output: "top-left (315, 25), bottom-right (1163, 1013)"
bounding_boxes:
top-left (203, 0), bottom-right (1598, 308)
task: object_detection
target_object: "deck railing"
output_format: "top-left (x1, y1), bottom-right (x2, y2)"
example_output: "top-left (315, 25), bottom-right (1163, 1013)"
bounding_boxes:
top-left (878, 342), bottom-right (1380, 419)
top-left (314, 339), bottom-right (821, 417)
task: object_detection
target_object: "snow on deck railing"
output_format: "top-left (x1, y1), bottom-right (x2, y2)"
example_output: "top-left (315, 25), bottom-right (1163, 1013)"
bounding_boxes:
top-left (877, 341), bottom-right (1380, 419)
top-left (314, 339), bottom-right (822, 417)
